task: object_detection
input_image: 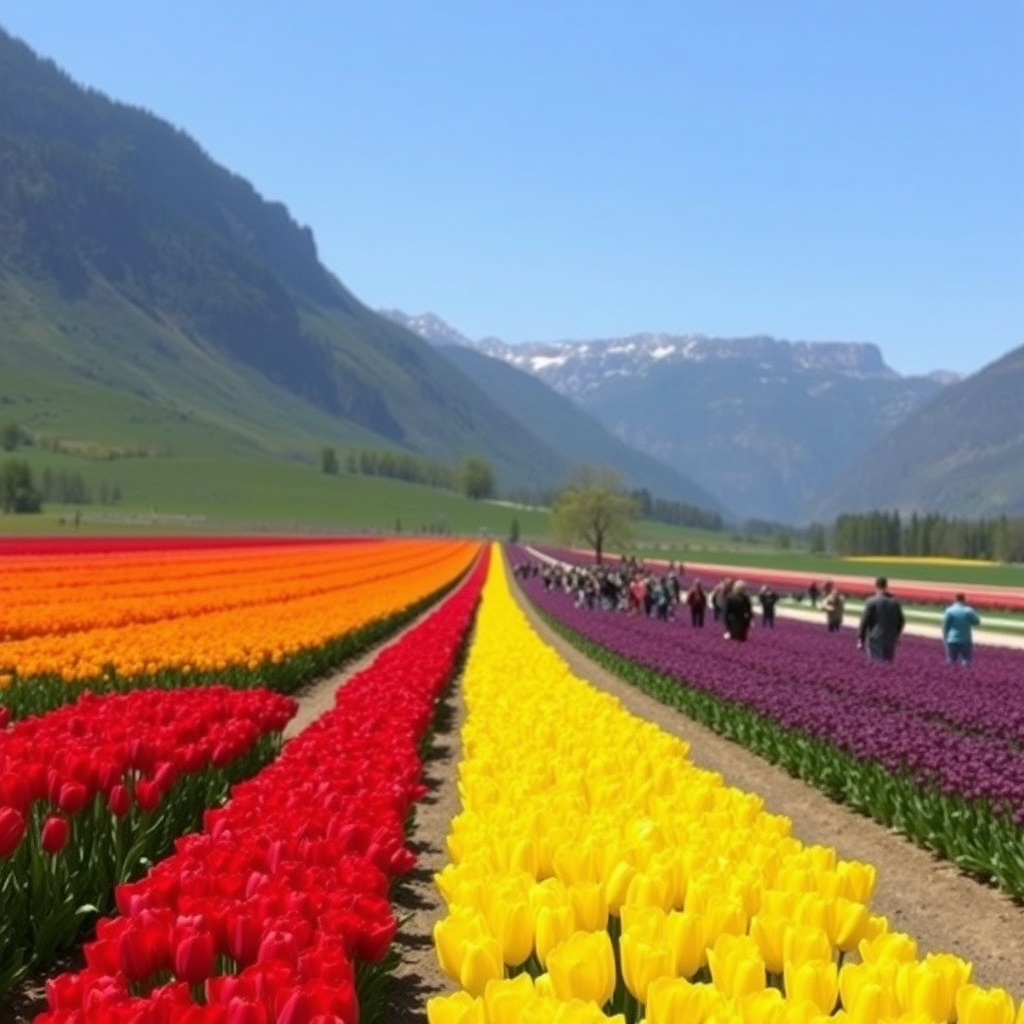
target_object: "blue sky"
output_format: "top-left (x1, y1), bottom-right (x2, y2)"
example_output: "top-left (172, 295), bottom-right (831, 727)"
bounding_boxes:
top-left (1, 1), bottom-right (1022, 377)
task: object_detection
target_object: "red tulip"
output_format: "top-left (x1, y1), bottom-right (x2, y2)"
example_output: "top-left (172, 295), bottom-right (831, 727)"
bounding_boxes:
top-left (174, 929), bottom-right (216, 984)
top-left (135, 780), bottom-right (162, 812)
top-left (226, 997), bottom-right (268, 1024)
top-left (57, 781), bottom-right (89, 814)
top-left (107, 784), bottom-right (132, 817)
top-left (0, 806), bottom-right (26, 857)
top-left (226, 910), bottom-right (262, 966)
top-left (0, 772), bottom-right (31, 815)
top-left (275, 990), bottom-right (313, 1024)
top-left (41, 815), bottom-right (70, 854)
top-left (0, 705), bottom-right (9, 729)
top-left (257, 930), bottom-right (298, 968)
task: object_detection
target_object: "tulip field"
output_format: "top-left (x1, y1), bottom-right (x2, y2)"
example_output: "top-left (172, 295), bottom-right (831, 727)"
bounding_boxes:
top-left (4, 534), bottom-right (1024, 1023)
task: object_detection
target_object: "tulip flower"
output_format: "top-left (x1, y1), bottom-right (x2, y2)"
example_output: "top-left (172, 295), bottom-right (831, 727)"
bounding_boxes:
top-left (487, 892), bottom-right (535, 967)
top-left (427, 991), bottom-right (485, 1024)
top-left (858, 929), bottom-right (917, 964)
top-left (567, 882), bottom-right (608, 934)
top-left (57, 780), bottom-right (89, 814)
top-left (707, 933), bottom-right (766, 1000)
top-left (545, 930), bottom-right (617, 1007)
top-left (174, 929), bottom-right (216, 984)
top-left (839, 961), bottom-right (902, 1020)
top-left (782, 923), bottom-right (833, 968)
top-left (896, 955), bottom-right (970, 1023)
top-left (620, 926), bottom-right (675, 1005)
top-left (107, 784), bottom-right (132, 817)
top-left (824, 897), bottom-right (870, 953)
top-left (749, 913), bottom-right (791, 976)
top-left (956, 984), bottom-right (1016, 1024)
top-left (482, 973), bottom-right (535, 1024)
top-left (784, 958), bottom-right (839, 1015)
top-left (40, 815), bottom-right (69, 855)
top-left (535, 904), bottom-right (576, 968)
top-left (644, 976), bottom-right (725, 1024)
top-left (603, 860), bottom-right (637, 915)
top-left (665, 909), bottom-right (706, 979)
top-left (0, 806), bottom-right (26, 857)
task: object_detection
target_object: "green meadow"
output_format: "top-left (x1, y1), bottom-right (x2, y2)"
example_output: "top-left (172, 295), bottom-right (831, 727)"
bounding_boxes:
top-left (3, 449), bottom-right (1023, 594)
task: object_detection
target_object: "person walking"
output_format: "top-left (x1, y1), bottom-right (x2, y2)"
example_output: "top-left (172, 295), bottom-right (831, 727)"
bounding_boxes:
top-left (686, 580), bottom-right (708, 627)
top-left (821, 582), bottom-right (845, 633)
top-left (942, 593), bottom-right (981, 666)
top-left (857, 576), bottom-right (905, 662)
top-left (724, 580), bottom-right (754, 642)
top-left (758, 585), bottom-right (779, 628)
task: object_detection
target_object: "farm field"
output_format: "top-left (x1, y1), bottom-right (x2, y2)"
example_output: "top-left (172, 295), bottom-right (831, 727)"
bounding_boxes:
top-left (5, 536), bottom-right (1024, 1023)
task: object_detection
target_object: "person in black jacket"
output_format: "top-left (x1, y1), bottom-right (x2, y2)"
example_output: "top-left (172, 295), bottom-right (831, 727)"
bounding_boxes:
top-left (724, 580), bottom-right (754, 642)
top-left (857, 577), bottom-right (905, 662)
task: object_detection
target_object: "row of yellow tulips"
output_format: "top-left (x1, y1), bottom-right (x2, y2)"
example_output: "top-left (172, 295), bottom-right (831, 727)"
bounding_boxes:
top-left (426, 548), bottom-right (1019, 1024)
top-left (0, 539), bottom-right (479, 685)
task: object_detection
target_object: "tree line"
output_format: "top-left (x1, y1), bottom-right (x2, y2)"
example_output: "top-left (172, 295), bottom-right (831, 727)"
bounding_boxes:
top-left (830, 510), bottom-right (1024, 562)
top-left (320, 446), bottom-right (496, 500)
top-left (1, 459), bottom-right (122, 514)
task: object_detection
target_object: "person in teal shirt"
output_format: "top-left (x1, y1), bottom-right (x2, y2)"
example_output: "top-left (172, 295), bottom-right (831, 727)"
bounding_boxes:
top-left (942, 593), bottom-right (981, 666)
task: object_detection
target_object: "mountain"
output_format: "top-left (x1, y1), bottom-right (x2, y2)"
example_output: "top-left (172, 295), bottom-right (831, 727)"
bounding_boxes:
top-left (464, 332), bottom-right (949, 523)
top-left (0, 27), bottom-right (601, 495)
top-left (384, 310), bottom-right (723, 509)
top-left (815, 343), bottom-right (1024, 518)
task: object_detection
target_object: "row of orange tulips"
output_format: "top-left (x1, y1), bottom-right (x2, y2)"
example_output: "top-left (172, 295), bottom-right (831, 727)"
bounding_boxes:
top-left (0, 537), bottom-right (481, 718)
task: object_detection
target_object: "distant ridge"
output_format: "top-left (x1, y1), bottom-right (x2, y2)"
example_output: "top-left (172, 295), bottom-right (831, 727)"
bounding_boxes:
top-left (816, 343), bottom-right (1024, 518)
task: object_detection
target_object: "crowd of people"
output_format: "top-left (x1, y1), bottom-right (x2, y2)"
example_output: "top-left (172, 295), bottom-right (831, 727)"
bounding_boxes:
top-left (513, 557), bottom-right (986, 666)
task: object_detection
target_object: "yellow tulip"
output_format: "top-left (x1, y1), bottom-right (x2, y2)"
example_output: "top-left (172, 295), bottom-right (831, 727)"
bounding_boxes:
top-left (645, 976), bottom-right (725, 1024)
top-left (482, 973), bottom-right (535, 1024)
top-left (895, 953), bottom-right (971, 1022)
top-left (792, 892), bottom-right (829, 932)
top-left (625, 869), bottom-right (670, 911)
top-left (458, 936), bottom-right (505, 997)
top-left (784, 958), bottom-right (839, 1015)
top-left (535, 904), bottom-right (576, 967)
top-left (487, 893), bottom-right (535, 967)
top-left (551, 1000), bottom-right (627, 1024)
top-left (702, 895), bottom-right (749, 946)
top-left (839, 961), bottom-right (903, 1019)
top-left (545, 930), bottom-right (617, 1007)
top-left (783, 924), bottom-right (833, 968)
top-left (707, 934), bottom-right (766, 999)
top-left (858, 928), bottom-right (918, 964)
top-left (604, 860), bottom-right (637, 915)
top-left (568, 881), bottom-right (609, 933)
top-left (956, 984), bottom-right (1016, 1024)
top-left (835, 860), bottom-right (877, 903)
top-left (734, 987), bottom-right (790, 1024)
top-left (666, 908), bottom-right (707, 978)
top-left (554, 841), bottom-right (601, 886)
top-left (749, 913), bottom-right (791, 975)
top-left (619, 903), bottom-right (666, 937)
top-left (435, 909), bottom-right (488, 983)
top-left (426, 991), bottom-right (485, 1024)
top-left (620, 927), bottom-right (676, 1005)
top-left (824, 897), bottom-right (870, 953)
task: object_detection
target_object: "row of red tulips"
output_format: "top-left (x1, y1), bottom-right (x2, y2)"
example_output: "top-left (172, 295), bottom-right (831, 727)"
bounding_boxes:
top-left (33, 547), bottom-right (490, 1024)
top-left (0, 687), bottom-right (297, 993)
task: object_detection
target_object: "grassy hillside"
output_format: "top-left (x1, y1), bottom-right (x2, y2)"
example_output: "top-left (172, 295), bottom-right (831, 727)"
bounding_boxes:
top-left (0, 27), bottom-right (584, 496)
